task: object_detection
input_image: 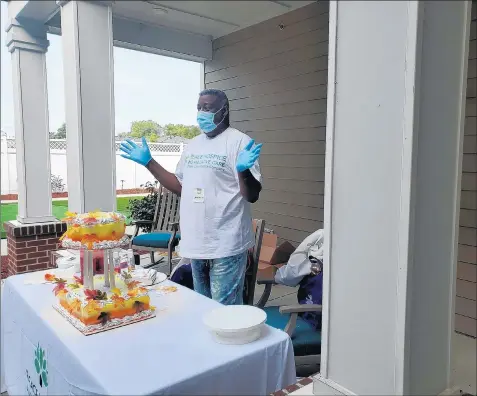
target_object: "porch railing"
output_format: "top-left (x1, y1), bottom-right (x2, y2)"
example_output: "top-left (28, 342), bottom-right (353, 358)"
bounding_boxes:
top-left (1, 137), bottom-right (184, 194)
top-left (4, 138), bottom-right (184, 153)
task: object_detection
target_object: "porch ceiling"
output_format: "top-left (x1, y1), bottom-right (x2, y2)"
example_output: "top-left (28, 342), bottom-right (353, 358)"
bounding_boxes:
top-left (112, 1), bottom-right (315, 39)
top-left (46, 1), bottom-right (316, 40)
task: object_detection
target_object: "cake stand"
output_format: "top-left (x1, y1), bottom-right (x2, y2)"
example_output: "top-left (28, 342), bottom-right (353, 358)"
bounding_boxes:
top-left (53, 236), bottom-right (156, 335)
top-left (62, 236), bottom-right (130, 290)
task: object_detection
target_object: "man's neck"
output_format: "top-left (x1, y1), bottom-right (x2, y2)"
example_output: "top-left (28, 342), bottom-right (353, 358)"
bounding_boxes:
top-left (205, 124), bottom-right (229, 139)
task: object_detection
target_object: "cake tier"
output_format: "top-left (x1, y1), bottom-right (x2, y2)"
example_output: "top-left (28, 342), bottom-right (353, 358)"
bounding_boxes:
top-left (66, 221), bottom-right (126, 241)
top-left (54, 303), bottom-right (155, 336)
top-left (57, 294), bottom-right (151, 326)
top-left (61, 211), bottom-right (127, 249)
top-left (53, 272), bottom-right (154, 327)
top-left (61, 235), bottom-right (129, 250)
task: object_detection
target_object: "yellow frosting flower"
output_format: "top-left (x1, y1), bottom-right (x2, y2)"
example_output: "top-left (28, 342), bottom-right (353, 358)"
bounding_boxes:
top-left (127, 288), bottom-right (139, 298)
top-left (111, 288), bottom-right (121, 296)
top-left (68, 299), bottom-right (81, 313)
top-left (81, 234), bottom-right (100, 249)
top-left (62, 211), bottom-right (77, 222)
top-left (111, 213), bottom-right (122, 222)
top-left (87, 211), bottom-right (101, 219)
top-left (111, 294), bottom-right (126, 308)
top-left (84, 300), bottom-right (100, 315)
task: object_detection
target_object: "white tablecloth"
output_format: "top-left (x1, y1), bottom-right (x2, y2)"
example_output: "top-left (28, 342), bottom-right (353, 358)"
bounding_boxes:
top-left (1, 272), bottom-right (296, 395)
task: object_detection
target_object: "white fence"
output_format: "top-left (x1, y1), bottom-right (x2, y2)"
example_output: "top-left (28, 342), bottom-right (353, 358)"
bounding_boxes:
top-left (0, 137), bottom-right (183, 195)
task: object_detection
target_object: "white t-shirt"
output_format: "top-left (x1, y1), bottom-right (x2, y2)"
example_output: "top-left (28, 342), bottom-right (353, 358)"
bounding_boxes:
top-left (175, 127), bottom-right (262, 259)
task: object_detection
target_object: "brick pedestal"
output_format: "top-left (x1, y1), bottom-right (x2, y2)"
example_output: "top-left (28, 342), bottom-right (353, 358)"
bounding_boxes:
top-left (4, 221), bottom-right (67, 277)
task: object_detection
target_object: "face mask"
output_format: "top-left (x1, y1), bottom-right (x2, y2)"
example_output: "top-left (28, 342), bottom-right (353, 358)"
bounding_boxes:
top-left (197, 106), bottom-right (226, 134)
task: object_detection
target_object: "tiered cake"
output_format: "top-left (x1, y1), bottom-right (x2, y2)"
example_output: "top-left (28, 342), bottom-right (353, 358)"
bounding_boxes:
top-left (60, 211), bottom-right (129, 250)
top-left (51, 211), bottom-right (155, 335)
top-left (49, 271), bottom-right (154, 334)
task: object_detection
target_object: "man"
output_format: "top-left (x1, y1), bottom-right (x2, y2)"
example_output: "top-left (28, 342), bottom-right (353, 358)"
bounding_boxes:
top-left (120, 89), bottom-right (262, 305)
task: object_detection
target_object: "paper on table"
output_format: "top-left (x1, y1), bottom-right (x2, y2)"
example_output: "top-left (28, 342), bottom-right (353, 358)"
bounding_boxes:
top-left (55, 250), bottom-right (78, 258)
top-left (130, 268), bottom-right (167, 286)
top-left (154, 285), bottom-right (178, 296)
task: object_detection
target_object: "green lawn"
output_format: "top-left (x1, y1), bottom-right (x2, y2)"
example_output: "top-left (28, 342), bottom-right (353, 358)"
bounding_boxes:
top-left (0, 197), bottom-right (136, 239)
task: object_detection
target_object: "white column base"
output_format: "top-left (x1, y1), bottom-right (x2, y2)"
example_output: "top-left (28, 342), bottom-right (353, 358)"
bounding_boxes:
top-left (439, 386), bottom-right (466, 396)
top-left (16, 215), bottom-right (58, 224)
top-left (313, 375), bottom-right (351, 396)
top-left (313, 377), bottom-right (466, 396)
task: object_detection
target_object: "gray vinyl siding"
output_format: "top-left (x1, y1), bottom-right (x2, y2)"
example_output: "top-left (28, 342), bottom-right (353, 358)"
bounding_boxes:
top-left (205, 1), bottom-right (329, 245)
top-left (456, 3), bottom-right (477, 338)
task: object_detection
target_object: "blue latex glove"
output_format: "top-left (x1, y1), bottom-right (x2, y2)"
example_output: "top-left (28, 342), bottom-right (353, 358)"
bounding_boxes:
top-left (120, 137), bottom-right (152, 167)
top-left (237, 139), bottom-right (262, 173)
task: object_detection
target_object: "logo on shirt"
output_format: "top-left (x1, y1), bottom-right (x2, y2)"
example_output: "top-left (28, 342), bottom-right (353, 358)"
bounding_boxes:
top-left (185, 154), bottom-right (227, 170)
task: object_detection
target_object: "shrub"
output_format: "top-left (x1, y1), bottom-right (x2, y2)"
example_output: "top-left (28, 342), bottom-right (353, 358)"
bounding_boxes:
top-left (127, 181), bottom-right (159, 232)
top-left (51, 174), bottom-right (65, 193)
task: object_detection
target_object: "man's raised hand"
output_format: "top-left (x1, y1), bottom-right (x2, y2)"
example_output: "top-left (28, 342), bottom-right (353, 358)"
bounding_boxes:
top-left (237, 139), bottom-right (262, 173)
top-left (120, 136), bottom-right (153, 167)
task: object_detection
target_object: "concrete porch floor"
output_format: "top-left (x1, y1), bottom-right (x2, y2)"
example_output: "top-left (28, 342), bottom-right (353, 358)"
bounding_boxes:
top-left (286, 332), bottom-right (477, 395)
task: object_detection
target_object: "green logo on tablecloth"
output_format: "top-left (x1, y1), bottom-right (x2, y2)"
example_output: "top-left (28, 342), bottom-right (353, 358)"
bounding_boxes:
top-left (34, 343), bottom-right (48, 388)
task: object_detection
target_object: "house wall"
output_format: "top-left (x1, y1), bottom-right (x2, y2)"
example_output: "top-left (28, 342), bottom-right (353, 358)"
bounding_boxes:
top-left (456, 3), bottom-right (477, 338)
top-left (204, 1), bottom-right (328, 245)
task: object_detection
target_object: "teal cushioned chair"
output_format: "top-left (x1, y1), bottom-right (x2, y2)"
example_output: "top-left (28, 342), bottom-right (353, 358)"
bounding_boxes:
top-left (255, 279), bottom-right (322, 376)
top-left (264, 305), bottom-right (321, 357)
top-left (133, 232), bottom-right (181, 249)
top-left (130, 185), bottom-right (180, 274)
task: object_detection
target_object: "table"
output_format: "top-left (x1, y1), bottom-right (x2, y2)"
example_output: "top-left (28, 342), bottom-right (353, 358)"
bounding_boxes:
top-left (1, 271), bottom-right (296, 395)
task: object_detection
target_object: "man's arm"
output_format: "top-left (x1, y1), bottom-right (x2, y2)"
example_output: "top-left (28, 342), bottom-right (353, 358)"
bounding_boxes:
top-left (146, 159), bottom-right (182, 196)
top-left (239, 169), bottom-right (261, 203)
top-left (236, 139), bottom-right (263, 203)
top-left (120, 137), bottom-right (182, 195)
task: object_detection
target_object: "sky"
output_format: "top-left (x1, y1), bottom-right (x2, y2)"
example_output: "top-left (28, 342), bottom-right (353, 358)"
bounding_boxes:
top-left (0, 1), bottom-right (201, 137)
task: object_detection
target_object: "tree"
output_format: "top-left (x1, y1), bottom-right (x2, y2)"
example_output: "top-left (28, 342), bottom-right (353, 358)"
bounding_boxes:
top-left (117, 132), bottom-right (130, 139)
top-left (116, 121), bottom-right (200, 141)
top-left (129, 120), bottom-right (162, 142)
top-left (163, 124), bottom-right (200, 139)
top-left (50, 123), bottom-right (66, 139)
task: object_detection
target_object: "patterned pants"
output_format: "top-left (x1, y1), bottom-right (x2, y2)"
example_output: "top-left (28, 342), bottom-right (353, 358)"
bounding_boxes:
top-left (191, 251), bottom-right (247, 305)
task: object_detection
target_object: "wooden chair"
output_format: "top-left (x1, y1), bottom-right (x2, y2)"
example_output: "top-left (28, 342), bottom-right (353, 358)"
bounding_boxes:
top-left (130, 185), bottom-right (180, 275)
top-left (243, 219), bottom-right (265, 305)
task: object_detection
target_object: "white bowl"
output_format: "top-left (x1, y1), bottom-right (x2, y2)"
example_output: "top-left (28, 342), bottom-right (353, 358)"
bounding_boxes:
top-left (203, 305), bottom-right (267, 345)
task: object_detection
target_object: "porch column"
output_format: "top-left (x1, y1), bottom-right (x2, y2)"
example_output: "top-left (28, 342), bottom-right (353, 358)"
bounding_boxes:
top-left (317, 1), bottom-right (472, 395)
top-left (5, 17), bottom-right (55, 223)
top-left (57, 0), bottom-right (116, 212)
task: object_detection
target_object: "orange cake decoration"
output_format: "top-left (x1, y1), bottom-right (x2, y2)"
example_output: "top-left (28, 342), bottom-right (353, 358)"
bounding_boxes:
top-left (60, 211), bottom-right (128, 250)
top-left (48, 269), bottom-right (156, 335)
